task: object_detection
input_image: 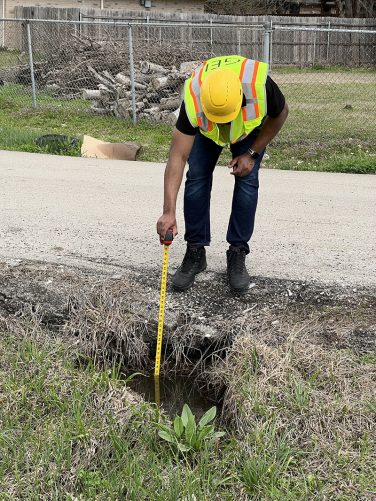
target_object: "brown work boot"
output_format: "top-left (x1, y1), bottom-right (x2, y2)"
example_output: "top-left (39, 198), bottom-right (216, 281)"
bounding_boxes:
top-left (172, 244), bottom-right (207, 291)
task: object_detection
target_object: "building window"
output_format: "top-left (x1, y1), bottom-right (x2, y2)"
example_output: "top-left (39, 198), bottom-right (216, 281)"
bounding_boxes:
top-left (140, 0), bottom-right (153, 8)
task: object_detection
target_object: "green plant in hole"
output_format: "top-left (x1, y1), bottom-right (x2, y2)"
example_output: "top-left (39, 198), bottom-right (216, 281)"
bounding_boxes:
top-left (157, 404), bottom-right (225, 453)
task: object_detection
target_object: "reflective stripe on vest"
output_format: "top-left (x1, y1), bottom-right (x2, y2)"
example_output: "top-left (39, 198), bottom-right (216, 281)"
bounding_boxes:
top-left (188, 63), bottom-right (213, 132)
top-left (239, 58), bottom-right (262, 121)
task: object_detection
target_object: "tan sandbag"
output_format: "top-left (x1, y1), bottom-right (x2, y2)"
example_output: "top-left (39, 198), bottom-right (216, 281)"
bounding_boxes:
top-left (81, 135), bottom-right (140, 160)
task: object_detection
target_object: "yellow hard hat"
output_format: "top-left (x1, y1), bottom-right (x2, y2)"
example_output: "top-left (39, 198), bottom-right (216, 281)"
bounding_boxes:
top-left (200, 68), bottom-right (242, 123)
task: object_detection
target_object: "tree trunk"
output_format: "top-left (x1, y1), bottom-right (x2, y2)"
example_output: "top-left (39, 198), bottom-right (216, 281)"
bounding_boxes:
top-left (151, 76), bottom-right (169, 91)
top-left (158, 97), bottom-right (181, 111)
top-left (345, 0), bottom-right (353, 16)
top-left (343, 0), bottom-right (375, 17)
top-left (140, 61), bottom-right (169, 75)
top-left (82, 89), bottom-right (102, 100)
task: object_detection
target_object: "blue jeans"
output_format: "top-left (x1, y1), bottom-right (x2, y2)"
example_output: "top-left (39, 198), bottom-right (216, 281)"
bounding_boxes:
top-left (184, 129), bottom-right (264, 254)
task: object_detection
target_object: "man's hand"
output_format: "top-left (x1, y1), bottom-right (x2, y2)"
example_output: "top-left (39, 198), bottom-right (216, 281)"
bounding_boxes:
top-left (157, 213), bottom-right (177, 244)
top-left (229, 153), bottom-right (255, 177)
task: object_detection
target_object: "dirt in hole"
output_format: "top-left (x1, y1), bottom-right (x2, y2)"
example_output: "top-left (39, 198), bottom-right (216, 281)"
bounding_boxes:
top-left (126, 375), bottom-right (218, 418)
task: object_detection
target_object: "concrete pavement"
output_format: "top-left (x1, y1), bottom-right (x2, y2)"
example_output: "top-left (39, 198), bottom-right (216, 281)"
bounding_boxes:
top-left (0, 150), bottom-right (375, 286)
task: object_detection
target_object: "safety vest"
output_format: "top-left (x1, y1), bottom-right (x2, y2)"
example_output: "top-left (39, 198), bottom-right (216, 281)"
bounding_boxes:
top-left (184, 55), bottom-right (268, 146)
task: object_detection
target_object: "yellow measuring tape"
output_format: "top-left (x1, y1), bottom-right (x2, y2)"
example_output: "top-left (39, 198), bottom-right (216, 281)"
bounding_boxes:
top-left (154, 230), bottom-right (173, 407)
top-left (154, 234), bottom-right (172, 378)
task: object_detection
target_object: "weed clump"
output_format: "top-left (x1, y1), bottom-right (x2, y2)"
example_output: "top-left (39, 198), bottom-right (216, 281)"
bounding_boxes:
top-left (206, 332), bottom-right (376, 496)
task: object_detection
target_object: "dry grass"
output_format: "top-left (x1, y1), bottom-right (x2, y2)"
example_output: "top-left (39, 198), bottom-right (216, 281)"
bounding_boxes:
top-left (1, 306), bottom-right (375, 498)
top-left (163, 314), bottom-right (233, 375)
top-left (218, 334), bottom-right (375, 430)
top-left (66, 287), bottom-right (233, 375)
top-left (62, 283), bottom-right (376, 496)
top-left (1, 262), bottom-right (375, 498)
top-left (66, 287), bottom-right (152, 370)
top-left (204, 320), bottom-right (376, 498)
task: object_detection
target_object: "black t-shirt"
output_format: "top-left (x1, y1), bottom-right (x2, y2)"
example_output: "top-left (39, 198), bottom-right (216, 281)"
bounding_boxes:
top-left (176, 75), bottom-right (285, 136)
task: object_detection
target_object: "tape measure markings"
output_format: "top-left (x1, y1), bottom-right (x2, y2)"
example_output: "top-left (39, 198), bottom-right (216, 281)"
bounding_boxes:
top-left (154, 243), bottom-right (169, 377)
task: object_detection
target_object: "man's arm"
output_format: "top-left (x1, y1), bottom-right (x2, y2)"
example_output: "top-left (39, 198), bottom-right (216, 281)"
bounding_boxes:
top-left (156, 128), bottom-right (195, 242)
top-left (230, 102), bottom-right (289, 177)
top-left (249, 102), bottom-right (289, 154)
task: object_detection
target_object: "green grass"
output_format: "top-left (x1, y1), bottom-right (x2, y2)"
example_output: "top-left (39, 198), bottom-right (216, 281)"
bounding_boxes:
top-left (0, 48), bottom-right (25, 68)
top-left (268, 76), bottom-right (376, 172)
top-left (272, 65), bottom-right (376, 74)
top-left (0, 327), bottom-right (309, 500)
top-left (0, 84), bottom-right (173, 161)
top-left (1, 313), bottom-right (375, 500)
top-left (0, 67), bottom-right (375, 173)
top-left (0, 328), bottom-right (235, 499)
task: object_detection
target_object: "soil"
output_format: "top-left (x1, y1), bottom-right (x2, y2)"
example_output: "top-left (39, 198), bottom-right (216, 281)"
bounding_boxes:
top-left (1, 259), bottom-right (375, 359)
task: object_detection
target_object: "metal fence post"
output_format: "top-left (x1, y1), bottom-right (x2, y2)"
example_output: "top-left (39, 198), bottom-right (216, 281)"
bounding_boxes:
top-left (312, 31), bottom-right (317, 67)
top-left (1, 20), bottom-right (4, 48)
top-left (270, 20), bottom-right (273, 71)
top-left (210, 18), bottom-right (213, 55)
top-left (26, 21), bottom-right (37, 109)
top-left (79, 11), bottom-right (82, 39)
top-left (1, 0), bottom-right (5, 47)
top-left (327, 20), bottom-right (331, 62)
top-left (128, 25), bottom-right (137, 125)
top-left (262, 22), bottom-right (271, 66)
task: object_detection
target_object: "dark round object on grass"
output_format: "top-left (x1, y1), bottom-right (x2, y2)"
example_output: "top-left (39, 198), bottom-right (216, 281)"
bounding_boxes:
top-left (35, 134), bottom-right (79, 155)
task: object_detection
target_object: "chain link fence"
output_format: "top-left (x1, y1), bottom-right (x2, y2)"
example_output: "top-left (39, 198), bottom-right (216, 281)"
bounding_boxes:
top-left (0, 18), bottom-right (375, 149)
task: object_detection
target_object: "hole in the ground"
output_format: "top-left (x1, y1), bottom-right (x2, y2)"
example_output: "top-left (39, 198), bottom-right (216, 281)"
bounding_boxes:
top-left (126, 374), bottom-right (219, 418)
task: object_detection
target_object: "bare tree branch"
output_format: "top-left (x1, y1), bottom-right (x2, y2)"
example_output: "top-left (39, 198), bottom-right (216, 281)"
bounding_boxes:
top-left (336, 0), bottom-right (375, 17)
top-left (204, 0), bottom-right (294, 16)
top-left (205, 0), bottom-right (375, 17)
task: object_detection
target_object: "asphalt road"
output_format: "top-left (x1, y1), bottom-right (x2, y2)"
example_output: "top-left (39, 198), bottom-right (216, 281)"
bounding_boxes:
top-left (1, 151), bottom-right (375, 286)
